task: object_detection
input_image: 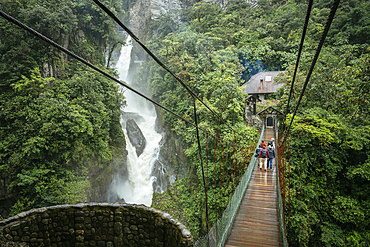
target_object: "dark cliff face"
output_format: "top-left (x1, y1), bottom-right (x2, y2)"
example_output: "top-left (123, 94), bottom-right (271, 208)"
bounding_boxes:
top-left (126, 119), bottom-right (147, 157)
top-left (128, 0), bottom-right (185, 37)
top-left (151, 105), bottom-right (188, 195)
top-left (125, 0), bottom-right (188, 84)
top-left (109, 0), bottom-right (191, 200)
top-left (121, 0), bottom-right (190, 196)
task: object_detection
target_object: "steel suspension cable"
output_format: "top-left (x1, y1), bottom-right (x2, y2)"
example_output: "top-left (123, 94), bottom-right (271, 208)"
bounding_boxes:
top-left (281, 0), bottom-right (340, 142)
top-left (281, 140), bottom-right (285, 213)
top-left (283, 140), bottom-right (287, 213)
top-left (91, 0), bottom-right (248, 142)
top-left (284, 0), bottom-right (314, 116)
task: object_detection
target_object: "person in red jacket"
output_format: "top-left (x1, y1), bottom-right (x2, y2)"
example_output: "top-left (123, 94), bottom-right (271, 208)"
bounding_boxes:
top-left (260, 140), bottom-right (267, 149)
top-left (258, 145), bottom-right (270, 171)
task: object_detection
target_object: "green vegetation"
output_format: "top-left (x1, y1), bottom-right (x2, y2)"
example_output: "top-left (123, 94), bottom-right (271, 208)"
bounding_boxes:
top-left (135, 5), bottom-right (260, 236)
top-left (135, 0), bottom-right (370, 243)
top-left (1, 0), bottom-right (369, 245)
top-left (0, 0), bottom-right (126, 216)
top-left (276, 50), bottom-right (370, 246)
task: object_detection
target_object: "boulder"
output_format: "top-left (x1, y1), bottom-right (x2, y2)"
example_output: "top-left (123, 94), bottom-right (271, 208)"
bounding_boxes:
top-left (126, 119), bottom-right (147, 157)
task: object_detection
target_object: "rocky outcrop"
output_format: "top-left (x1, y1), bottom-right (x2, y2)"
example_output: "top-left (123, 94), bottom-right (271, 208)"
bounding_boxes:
top-left (128, 0), bottom-right (185, 37)
top-left (209, 0), bottom-right (227, 7)
top-left (126, 119), bottom-right (147, 157)
top-left (152, 160), bottom-right (169, 193)
top-left (125, 0), bottom-right (188, 83)
top-left (151, 106), bottom-right (188, 193)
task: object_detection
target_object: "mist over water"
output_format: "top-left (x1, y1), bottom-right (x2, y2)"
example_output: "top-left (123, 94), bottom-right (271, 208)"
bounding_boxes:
top-left (108, 36), bottom-right (163, 206)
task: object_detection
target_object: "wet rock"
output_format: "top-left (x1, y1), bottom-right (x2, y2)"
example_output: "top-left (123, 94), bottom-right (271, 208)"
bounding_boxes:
top-left (151, 160), bottom-right (168, 193)
top-left (128, 0), bottom-right (184, 38)
top-left (126, 119), bottom-right (147, 157)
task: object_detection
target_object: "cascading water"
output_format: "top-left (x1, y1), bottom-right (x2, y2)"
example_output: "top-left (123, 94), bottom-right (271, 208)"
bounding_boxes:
top-left (108, 36), bottom-right (163, 206)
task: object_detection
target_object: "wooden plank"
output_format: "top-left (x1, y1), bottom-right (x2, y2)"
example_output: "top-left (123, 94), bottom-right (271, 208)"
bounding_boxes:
top-left (224, 128), bottom-right (283, 247)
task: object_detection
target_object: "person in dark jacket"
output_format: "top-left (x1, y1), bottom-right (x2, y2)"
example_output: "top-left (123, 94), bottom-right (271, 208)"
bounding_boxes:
top-left (255, 144), bottom-right (261, 157)
top-left (255, 145), bottom-right (262, 169)
top-left (268, 138), bottom-right (275, 148)
top-left (267, 145), bottom-right (275, 170)
top-left (259, 146), bottom-right (269, 171)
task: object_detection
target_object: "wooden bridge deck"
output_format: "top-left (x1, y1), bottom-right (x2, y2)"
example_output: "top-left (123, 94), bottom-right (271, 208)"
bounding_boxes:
top-left (224, 128), bottom-right (283, 247)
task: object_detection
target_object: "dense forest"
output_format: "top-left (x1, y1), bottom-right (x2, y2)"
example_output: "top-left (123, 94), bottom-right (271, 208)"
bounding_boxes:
top-left (1, 0), bottom-right (370, 246)
top-left (0, 0), bottom-right (128, 216)
top-left (136, 0), bottom-right (370, 245)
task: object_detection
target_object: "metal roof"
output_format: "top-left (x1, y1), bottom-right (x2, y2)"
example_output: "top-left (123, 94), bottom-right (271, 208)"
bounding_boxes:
top-left (241, 71), bottom-right (285, 94)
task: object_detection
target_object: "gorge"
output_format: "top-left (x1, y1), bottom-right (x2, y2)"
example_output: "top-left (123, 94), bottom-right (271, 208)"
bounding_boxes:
top-left (107, 36), bottom-right (165, 206)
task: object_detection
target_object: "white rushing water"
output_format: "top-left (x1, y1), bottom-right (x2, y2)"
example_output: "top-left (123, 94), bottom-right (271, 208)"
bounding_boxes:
top-left (108, 36), bottom-right (163, 206)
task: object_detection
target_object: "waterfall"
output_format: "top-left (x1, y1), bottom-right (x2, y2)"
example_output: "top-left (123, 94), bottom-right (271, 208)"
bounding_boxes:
top-left (108, 36), bottom-right (163, 206)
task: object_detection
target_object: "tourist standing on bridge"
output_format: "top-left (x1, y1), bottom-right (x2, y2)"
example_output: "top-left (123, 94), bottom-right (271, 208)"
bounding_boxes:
top-left (267, 145), bottom-right (275, 170)
top-left (268, 138), bottom-right (275, 148)
top-left (259, 145), bottom-right (269, 171)
top-left (255, 144), bottom-right (262, 157)
top-left (260, 140), bottom-right (267, 149)
top-left (255, 145), bottom-right (261, 169)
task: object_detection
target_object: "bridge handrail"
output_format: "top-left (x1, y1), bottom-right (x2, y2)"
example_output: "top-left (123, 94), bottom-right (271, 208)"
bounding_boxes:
top-left (194, 125), bottom-right (265, 247)
top-left (275, 123), bottom-right (289, 247)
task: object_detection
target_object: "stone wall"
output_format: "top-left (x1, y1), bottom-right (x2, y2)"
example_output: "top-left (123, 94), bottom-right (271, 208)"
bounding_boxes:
top-left (0, 203), bottom-right (193, 247)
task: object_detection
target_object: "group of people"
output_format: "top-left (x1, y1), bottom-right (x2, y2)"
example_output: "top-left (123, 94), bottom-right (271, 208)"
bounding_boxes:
top-left (255, 138), bottom-right (275, 171)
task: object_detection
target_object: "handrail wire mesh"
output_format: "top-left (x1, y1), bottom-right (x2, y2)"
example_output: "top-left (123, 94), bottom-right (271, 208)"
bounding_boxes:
top-left (194, 125), bottom-right (265, 247)
top-left (275, 122), bottom-right (289, 247)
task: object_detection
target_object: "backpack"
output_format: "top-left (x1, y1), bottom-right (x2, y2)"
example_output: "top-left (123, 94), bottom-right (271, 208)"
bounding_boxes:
top-left (255, 148), bottom-right (260, 157)
top-left (268, 147), bottom-right (274, 157)
top-left (261, 149), bottom-right (267, 158)
top-left (268, 140), bottom-right (273, 146)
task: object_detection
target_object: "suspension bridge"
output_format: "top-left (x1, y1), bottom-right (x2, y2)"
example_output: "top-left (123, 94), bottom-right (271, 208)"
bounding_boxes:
top-left (193, 122), bottom-right (288, 247)
top-left (0, 0), bottom-right (341, 245)
top-left (224, 128), bottom-right (283, 247)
